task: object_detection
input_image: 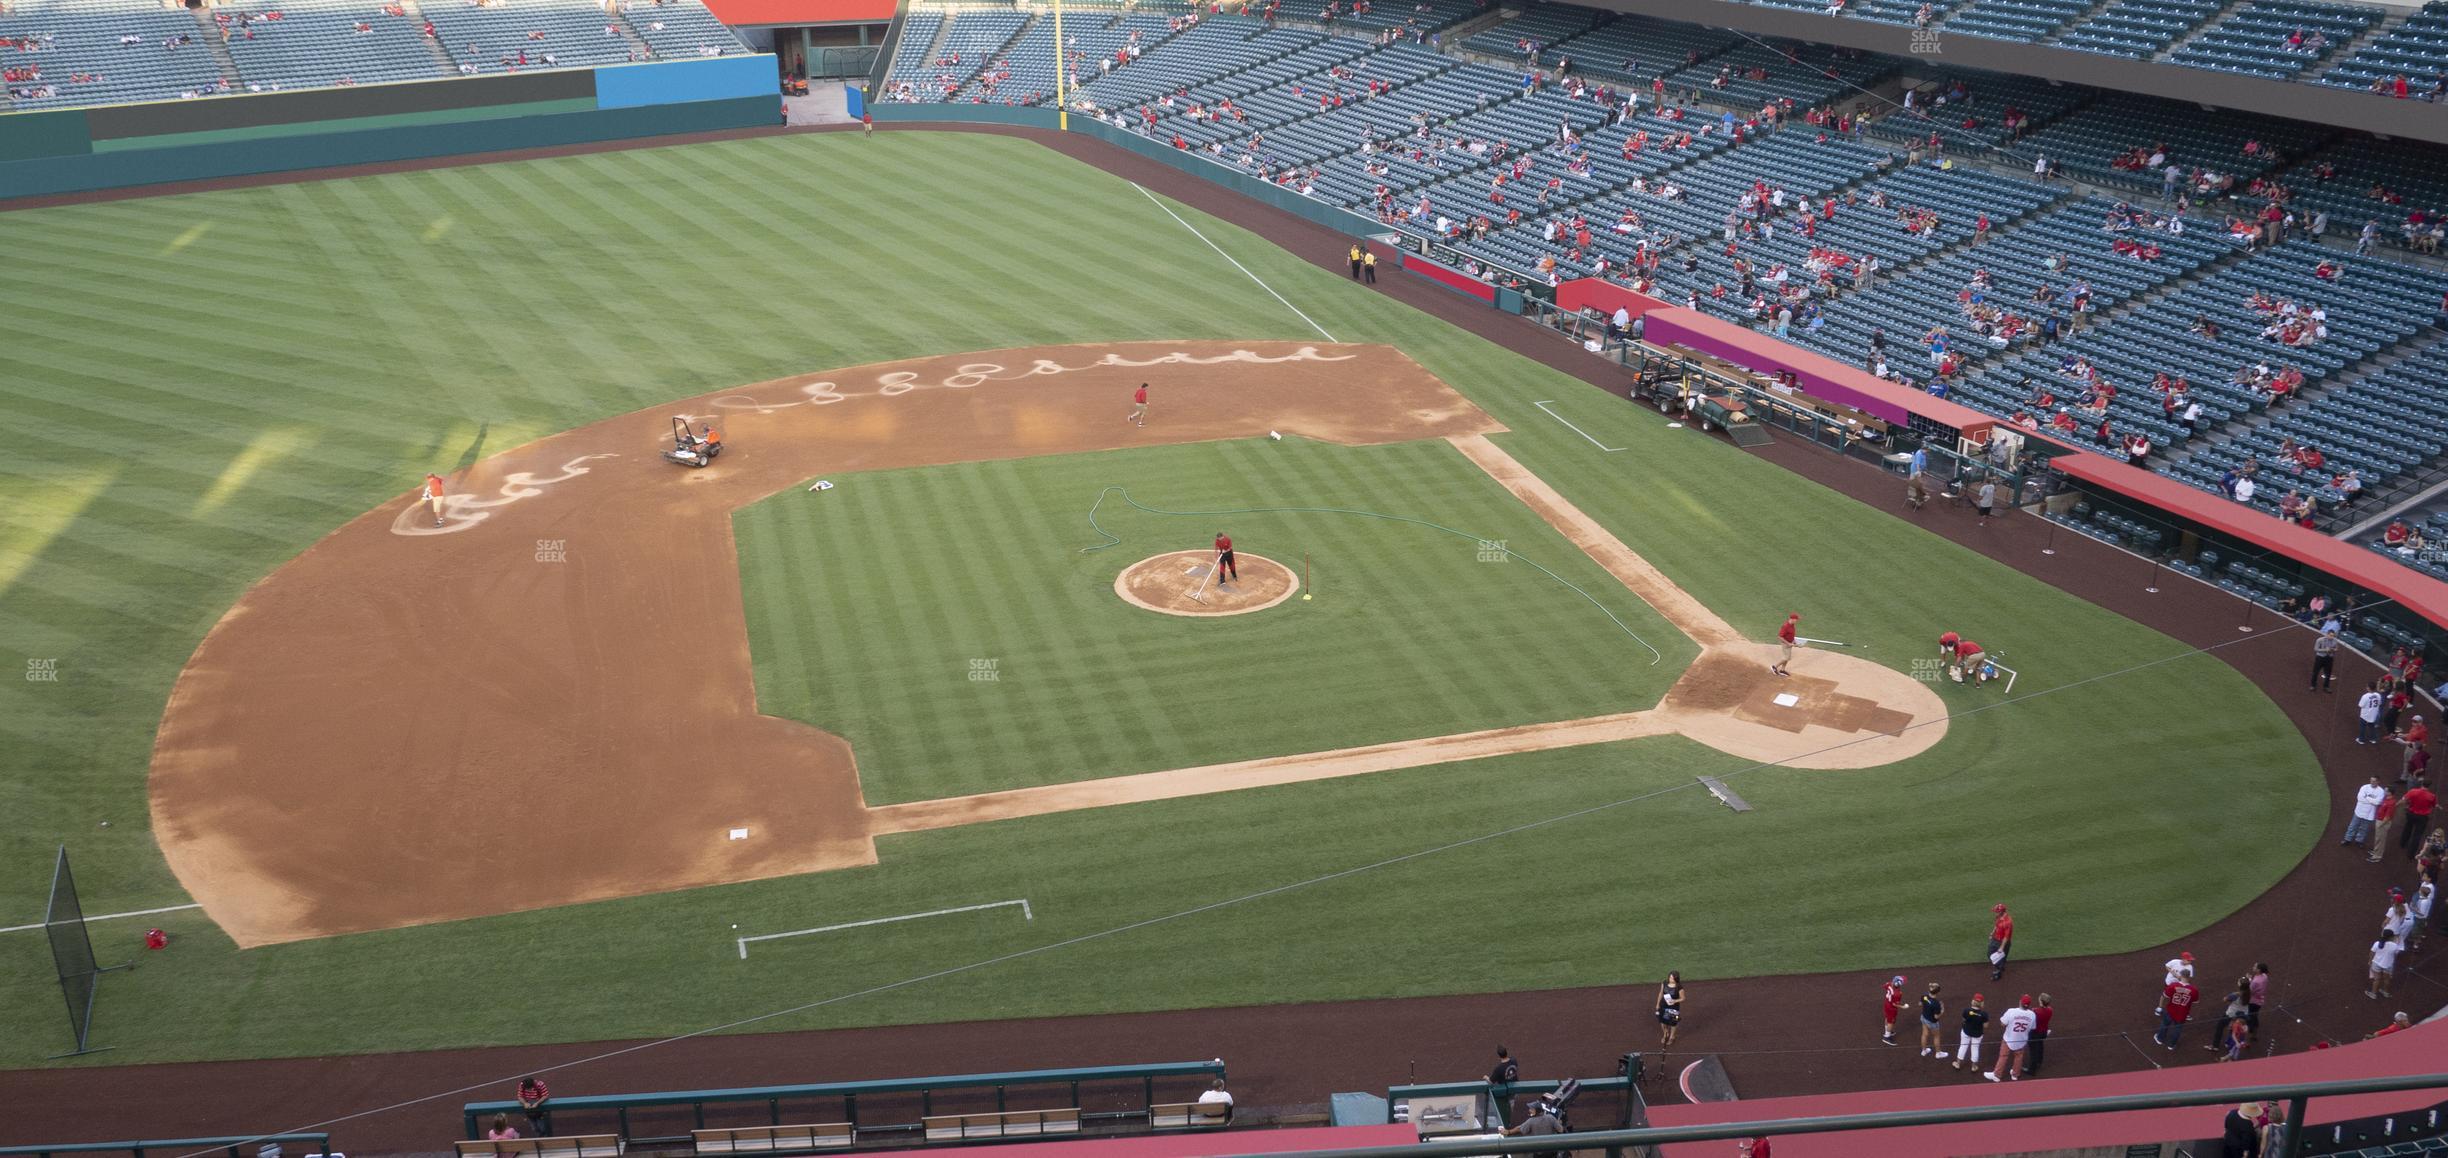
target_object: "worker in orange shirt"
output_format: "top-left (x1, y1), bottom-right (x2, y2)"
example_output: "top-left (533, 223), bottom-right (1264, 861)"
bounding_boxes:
top-left (420, 473), bottom-right (446, 528)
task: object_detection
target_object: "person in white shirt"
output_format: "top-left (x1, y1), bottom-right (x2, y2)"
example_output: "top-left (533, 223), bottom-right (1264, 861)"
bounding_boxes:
top-left (2369, 937), bottom-right (2400, 999)
top-left (1988, 996), bottom-right (2037, 1081)
top-left (2384, 894), bottom-right (2415, 945)
top-left (2156, 953), bottom-right (2193, 1015)
top-left (2346, 777), bottom-right (2390, 845)
top-left (2360, 683), bottom-right (2386, 745)
top-left (1196, 1079), bottom-right (1234, 1112)
top-left (2412, 881), bottom-right (2435, 952)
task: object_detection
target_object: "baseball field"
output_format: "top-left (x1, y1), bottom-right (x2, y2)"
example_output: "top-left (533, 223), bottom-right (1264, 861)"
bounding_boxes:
top-left (0, 128), bottom-right (2324, 1071)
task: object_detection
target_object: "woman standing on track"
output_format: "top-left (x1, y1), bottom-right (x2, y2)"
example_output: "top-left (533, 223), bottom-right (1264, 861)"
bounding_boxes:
top-left (1656, 971), bottom-right (1684, 1048)
top-left (1918, 982), bottom-right (1947, 1058)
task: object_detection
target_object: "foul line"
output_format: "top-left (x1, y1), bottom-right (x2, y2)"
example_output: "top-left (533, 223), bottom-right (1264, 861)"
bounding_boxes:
top-left (1533, 400), bottom-right (1626, 453)
top-left (737, 900), bottom-right (1033, 960)
top-left (1131, 182), bottom-right (1338, 343)
top-left (0, 902), bottom-right (200, 936)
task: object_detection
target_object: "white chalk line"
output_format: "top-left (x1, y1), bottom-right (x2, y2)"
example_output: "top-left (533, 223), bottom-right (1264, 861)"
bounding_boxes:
top-left (0, 902), bottom-right (201, 936)
top-left (1533, 400), bottom-right (1626, 453)
top-left (1130, 182), bottom-right (1338, 343)
top-left (736, 899), bottom-right (1033, 960)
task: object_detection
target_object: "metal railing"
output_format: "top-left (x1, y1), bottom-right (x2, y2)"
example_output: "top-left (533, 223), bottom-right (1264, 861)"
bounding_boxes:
top-left (1242, 1072), bottom-right (2448, 1158)
top-left (0, 1135), bottom-right (331, 1158)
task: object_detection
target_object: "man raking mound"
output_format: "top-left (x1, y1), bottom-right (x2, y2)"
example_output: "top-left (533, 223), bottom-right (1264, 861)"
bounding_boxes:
top-left (1185, 531), bottom-right (1237, 605)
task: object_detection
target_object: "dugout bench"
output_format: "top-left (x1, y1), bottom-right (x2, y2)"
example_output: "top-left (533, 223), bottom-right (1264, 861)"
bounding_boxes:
top-left (461, 1060), bottom-right (1225, 1147)
top-left (455, 1138), bottom-right (623, 1158)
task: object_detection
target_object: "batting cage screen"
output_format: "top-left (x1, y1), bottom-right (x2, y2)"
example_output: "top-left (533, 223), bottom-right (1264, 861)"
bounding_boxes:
top-left (44, 844), bottom-right (107, 1054)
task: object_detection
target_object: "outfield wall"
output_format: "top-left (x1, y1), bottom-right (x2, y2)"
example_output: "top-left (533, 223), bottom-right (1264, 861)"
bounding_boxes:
top-left (0, 55), bottom-right (780, 199)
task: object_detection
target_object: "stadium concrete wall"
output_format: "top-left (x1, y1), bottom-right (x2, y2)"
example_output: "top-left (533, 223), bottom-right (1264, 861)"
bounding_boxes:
top-left (0, 56), bottom-right (782, 200)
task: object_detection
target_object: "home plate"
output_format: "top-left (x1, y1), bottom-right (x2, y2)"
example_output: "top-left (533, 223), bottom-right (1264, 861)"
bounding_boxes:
top-left (1772, 693), bottom-right (1800, 708)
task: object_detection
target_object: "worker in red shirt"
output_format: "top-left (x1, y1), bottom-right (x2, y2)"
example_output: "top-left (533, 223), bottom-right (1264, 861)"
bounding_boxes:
top-left (2401, 778), bottom-right (2437, 858)
top-left (1948, 636), bottom-right (1987, 680)
top-left (1737, 1139), bottom-right (1770, 1158)
top-left (1213, 531), bottom-right (1237, 583)
top-left (1772, 612), bottom-right (1800, 677)
top-left (1881, 975), bottom-right (1907, 1045)
top-left (2025, 993), bottom-right (2055, 1075)
top-left (1129, 383), bottom-right (1149, 426)
top-left (420, 472), bottom-right (447, 528)
top-left (1987, 903), bottom-right (2013, 980)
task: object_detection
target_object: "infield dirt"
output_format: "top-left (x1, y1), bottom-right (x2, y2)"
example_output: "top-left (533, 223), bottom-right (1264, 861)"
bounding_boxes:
top-left (152, 338), bottom-right (1940, 948)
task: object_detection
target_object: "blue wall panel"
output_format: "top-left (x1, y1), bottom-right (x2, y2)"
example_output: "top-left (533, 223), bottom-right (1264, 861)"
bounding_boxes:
top-left (0, 95), bottom-right (776, 200)
top-left (594, 56), bottom-right (779, 110)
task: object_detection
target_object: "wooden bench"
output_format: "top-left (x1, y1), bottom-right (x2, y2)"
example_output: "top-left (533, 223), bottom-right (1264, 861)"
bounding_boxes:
top-left (1150, 1102), bottom-right (1234, 1129)
top-left (920, 1109), bottom-right (1082, 1142)
top-left (454, 1137), bottom-right (624, 1158)
top-left (692, 1124), bottom-right (853, 1154)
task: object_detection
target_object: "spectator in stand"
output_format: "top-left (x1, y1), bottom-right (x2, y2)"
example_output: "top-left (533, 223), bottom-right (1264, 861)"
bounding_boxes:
top-left (2347, 777), bottom-right (2389, 847)
top-left (1736, 1139), bottom-right (1771, 1158)
top-left (2360, 683), bottom-right (2386, 745)
top-left (486, 1114), bottom-right (521, 1142)
top-left (2402, 778), bottom-right (2437, 858)
top-left (2156, 971), bottom-right (2199, 1050)
top-left (2222, 1102), bottom-right (2266, 1158)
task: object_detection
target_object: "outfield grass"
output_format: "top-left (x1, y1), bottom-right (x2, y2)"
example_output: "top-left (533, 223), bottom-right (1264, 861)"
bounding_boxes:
top-left (0, 129), bottom-right (2324, 1066)
top-left (736, 437), bottom-right (1696, 803)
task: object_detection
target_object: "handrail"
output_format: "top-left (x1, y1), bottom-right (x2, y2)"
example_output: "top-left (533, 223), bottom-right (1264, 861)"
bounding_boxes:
top-left (1247, 1071), bottom-right (2448, 1158)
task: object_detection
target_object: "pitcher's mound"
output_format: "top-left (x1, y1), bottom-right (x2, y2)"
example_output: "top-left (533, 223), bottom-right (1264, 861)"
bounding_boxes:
top-left (1116, 550), bottom-right (1299, 617)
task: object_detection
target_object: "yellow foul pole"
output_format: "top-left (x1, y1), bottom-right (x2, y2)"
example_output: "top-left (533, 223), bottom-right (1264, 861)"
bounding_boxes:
top-left (1055, 0), bottom-right (1068, 129)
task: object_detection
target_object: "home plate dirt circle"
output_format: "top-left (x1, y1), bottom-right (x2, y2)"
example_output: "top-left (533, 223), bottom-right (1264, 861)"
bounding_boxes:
top-left (1116, 551), bottom-right (1300, 617)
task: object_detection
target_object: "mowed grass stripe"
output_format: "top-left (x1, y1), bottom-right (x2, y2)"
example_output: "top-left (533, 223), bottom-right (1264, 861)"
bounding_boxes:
top-left (0, 132), bottom-right (2327, 1065)
top-left (738, 438), bottom-right (1689, 804)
